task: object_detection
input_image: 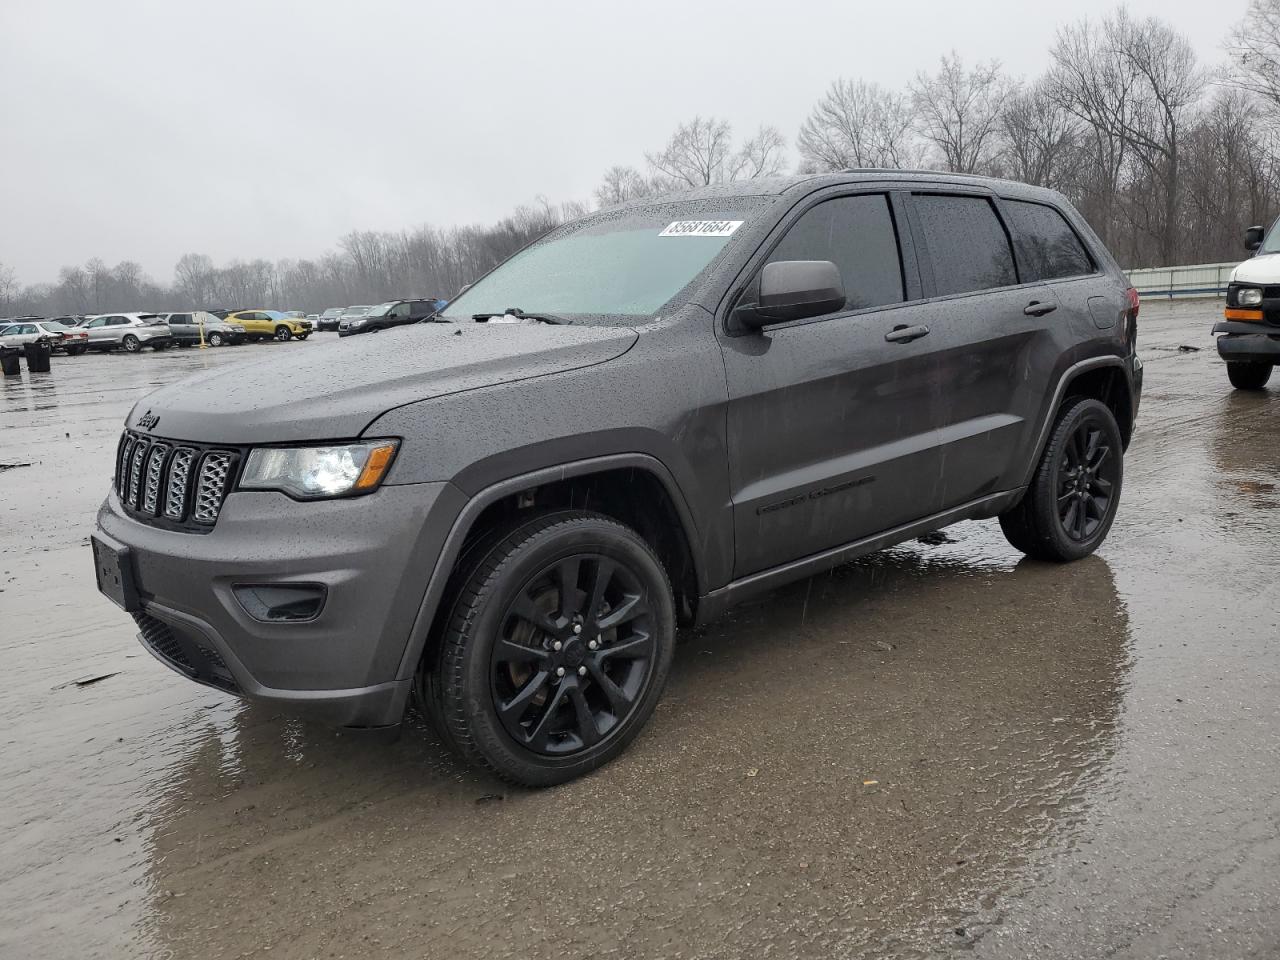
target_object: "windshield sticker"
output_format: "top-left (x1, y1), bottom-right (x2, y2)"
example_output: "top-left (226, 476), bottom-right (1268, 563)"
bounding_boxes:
top-left (659, 220), bottom-right (743, 238)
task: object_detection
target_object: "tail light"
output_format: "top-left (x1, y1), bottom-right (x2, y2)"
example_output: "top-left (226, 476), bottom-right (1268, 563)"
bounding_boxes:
top-left (1124, 286), bottom-right (1139, 350)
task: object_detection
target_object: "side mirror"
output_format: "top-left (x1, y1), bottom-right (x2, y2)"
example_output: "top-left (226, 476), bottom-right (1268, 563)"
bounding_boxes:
top-left (737, 260), bottom-right (846, 330)
top-left (1245, 225), bottom-right (1264, 251)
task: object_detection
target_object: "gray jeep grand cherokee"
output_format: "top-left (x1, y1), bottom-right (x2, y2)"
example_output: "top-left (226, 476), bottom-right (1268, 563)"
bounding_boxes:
top-left (93, 171), bottom-right (1142, 785)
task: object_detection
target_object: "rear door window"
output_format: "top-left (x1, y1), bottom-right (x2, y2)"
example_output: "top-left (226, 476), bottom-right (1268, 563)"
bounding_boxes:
top-left (765, 193), bottom-right (904, 313)
top-left (912, 194), bottom-right (1017, 297)
top-left (1004, 200), bottom-right (1094, 281)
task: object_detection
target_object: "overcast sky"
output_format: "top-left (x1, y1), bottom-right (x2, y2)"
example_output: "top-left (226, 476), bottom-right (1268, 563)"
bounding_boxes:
top-left (0, 0), bottom-right (1246, 284)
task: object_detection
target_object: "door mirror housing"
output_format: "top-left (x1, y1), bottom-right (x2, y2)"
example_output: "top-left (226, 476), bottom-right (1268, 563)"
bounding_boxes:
top-left (1245, 225), bottom-right (1265, 251)
top-left (737, 260), bottom-right (846, 330)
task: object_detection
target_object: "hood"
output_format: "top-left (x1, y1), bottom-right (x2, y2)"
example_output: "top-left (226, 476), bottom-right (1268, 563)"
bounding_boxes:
top-left (1230, 253), bottom-right (1280, 284)
top-left (126, 322), bottom-right (638, 444)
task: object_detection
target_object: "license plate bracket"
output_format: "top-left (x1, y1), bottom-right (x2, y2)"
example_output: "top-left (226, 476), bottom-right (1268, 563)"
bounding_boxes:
top-left (92, 535), bottom-right (141, 612)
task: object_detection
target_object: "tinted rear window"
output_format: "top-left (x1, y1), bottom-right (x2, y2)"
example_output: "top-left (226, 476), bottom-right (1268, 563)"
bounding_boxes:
top-left (1004, 200), bottom-right (1094, 281)
top-left (914, 194), bottom-right (1017, 297)
top-left (766, 194), bottom-right (903, 312)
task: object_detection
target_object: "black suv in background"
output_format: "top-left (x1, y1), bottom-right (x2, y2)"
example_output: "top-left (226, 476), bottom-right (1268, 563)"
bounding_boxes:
top-left (338, 298), bottom-right (439, 336)
top-left (95, 171), bottom-right (1141, 786)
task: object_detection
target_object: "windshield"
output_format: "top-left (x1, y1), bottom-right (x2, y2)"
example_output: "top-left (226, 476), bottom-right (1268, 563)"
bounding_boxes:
top-left (364, 302), bottom-right (395, 317)
top-left (1262, 223), bottom-right (1280, 255)
top-left (342, 305), bottom-right (370, 317)
top-left (263, 310), bottom-right (286, 320)
top-left (441, 201), bottom-right (765, 322)
top-left (41, 321), bottom-right (73, 331)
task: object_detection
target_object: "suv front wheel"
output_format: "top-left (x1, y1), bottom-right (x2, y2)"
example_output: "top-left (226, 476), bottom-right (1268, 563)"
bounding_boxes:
top-left (999, 396), bottom-right (1124, 562)
top-left (419, 511), bottom-right (676, 787)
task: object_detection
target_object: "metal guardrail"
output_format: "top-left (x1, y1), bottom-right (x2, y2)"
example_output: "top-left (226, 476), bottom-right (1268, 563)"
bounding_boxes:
top-left (1123, 261), bottom-right (1239, 300)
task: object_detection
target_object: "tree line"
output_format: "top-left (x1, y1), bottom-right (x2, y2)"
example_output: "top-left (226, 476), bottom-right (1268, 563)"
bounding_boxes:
top-left (6, 1), bottom-right (1280, 318)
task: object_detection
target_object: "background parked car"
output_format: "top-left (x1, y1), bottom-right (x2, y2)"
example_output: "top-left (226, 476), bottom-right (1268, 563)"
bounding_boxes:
top-left (82, 313), bottom-right (173, 352)
top-left (0, 319), bottom-right (91, 354)
top-left (223, 309), bottom-right (311, 342)
top-left (317, 307), bottom-right (346, 331)
top-left (159, 311), bottom-right (247, 347)
top-left (337, 298), bottom-right (439, 336)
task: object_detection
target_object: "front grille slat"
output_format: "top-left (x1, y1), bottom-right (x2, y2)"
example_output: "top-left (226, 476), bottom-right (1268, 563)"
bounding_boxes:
top-left (113, 430), bottom-right (240, 533)
top-left (193, 451), bottom-right (234, 525)
top-left (142, 444), bottom-right (170, 515)
top-left (164, 448), bottom-right (195, 520)
top-left (127, 439), bottom-right (149, 508)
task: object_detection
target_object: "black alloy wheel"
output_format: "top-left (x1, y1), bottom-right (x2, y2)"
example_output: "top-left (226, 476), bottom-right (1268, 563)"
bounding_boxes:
top-left (1056, 414), bottom-right (1119, 542)
top-left (999, 396), bottom-right (1124, 562)
top-left (491, 554), bottom-right (656, 755)
top-left (420, 510), bottom-right (676, 786)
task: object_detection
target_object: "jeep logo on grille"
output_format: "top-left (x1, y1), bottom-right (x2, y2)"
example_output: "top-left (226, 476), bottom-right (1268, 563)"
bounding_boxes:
top-left (137, 410), bottom-right (161, 431)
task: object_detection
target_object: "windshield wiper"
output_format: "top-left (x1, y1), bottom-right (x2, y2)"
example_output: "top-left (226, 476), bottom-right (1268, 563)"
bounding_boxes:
top-left (471, 307), bottom-right (570, 325)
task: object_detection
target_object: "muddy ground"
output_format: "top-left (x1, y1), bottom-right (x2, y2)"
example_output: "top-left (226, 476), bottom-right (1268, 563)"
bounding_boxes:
top-left (1, 305), bottom-right (1278, 960)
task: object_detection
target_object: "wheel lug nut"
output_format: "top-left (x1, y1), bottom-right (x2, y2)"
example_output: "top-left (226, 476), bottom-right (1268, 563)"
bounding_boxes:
top-left (573, 624), bottom-right (582, 634)
top-left (556, 666), bottom-right (566, 677)
top-left (578, 666), bottom-right (587, 676)
top-left (552, 640), bottom-right (562, 651)
top-left (588, 640), bottom-right (598, 650)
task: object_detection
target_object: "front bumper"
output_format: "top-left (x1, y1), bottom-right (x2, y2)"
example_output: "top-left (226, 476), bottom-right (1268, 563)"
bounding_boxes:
top-left (1214, 321), bottom-right (1280, 361)
top-left (95, 481), bottom-right (460, 727)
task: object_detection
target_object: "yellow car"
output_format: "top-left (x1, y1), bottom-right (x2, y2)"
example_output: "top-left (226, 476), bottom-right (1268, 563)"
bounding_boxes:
top-left (225, 310), bottom-right (311, 342)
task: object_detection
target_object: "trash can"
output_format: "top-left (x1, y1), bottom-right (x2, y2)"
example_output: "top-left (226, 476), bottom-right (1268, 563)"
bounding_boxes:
top-left (24, 339), bottom-right (52, 373)
top-left (0, 346), bottom-right (21, 377)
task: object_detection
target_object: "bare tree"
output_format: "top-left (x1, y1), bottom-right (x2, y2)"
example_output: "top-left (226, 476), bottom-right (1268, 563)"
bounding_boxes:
top-left (0, 262), bottom-right (15, 314)
top-left (731, 125), bottom-right (789, 179)
top-left (797, 79), bottom-right (921, 170)
top-left (1051, 10), bottom-right (1203, 265)
top-left (911, 53), bottom-right (1011, 173)
top-left (998, 79), bottom-right (1081, 188)
top-left (1227, 0), bottom-right (1280, 111)
top-left (594, 165), bottom-right (661, 208)
top-left (174, 253), bottom-right (214, 306)
top-left (645, 116), bottom-right (736, 187)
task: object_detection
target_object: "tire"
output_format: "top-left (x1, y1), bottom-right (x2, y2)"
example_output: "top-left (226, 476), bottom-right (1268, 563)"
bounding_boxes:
top-left (1227, 361), bottom-right (1272, 390)
top-left (418, 510), bottom-right (676, 787)
top-left (151, 341), bottom-right (169, 351)
top-left (999, 396), bottom-right (1124, 562)
top-left (297, 333), bottom-right (309, 341)
top-left (121, 334), bottom-right (141, 353)
top-left (66, 345), bottom-right (87, 356)
top-left (274, 325), bottom-right (292, 342)
top-left (207, 332), bottom-right (225, 347)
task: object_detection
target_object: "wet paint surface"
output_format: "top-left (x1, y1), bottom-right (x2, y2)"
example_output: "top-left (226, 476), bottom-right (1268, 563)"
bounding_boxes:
top-left (1, 308), bottom-right (1277, 959)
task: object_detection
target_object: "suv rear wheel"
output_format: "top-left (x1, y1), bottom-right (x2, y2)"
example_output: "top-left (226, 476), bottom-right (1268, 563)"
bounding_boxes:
top-left (1226, 361), bottom-right (1272, 390)
top-left (999, 397), bottom-right (1124, 562)
top-left (419, 510), bottom-right (676, 786)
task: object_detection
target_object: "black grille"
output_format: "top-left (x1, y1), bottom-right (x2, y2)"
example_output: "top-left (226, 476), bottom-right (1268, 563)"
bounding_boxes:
top-left (113, 430), bottom-right (241, 532)
top-left (133, 611), bottom-right (239, 692)
top-left (135, 611), bottom-right (193, 672)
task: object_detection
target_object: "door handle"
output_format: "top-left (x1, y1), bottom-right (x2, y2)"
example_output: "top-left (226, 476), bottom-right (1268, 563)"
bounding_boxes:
top-left (885, 324), bottom-right (930, 343)
top-left (1024, 300), bottom-right (1057, 317)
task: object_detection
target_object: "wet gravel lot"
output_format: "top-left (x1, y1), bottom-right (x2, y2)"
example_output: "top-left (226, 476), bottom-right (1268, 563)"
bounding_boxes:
top-left (2, 306), bottom-right (1278, 959)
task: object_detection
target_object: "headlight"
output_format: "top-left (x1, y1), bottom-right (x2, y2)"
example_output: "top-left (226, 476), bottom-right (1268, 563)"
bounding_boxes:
top-left (350, 318), bottom-right (366, 326)
top-left (232, 325), bottom-right (246, 332)
top-left (239, 440), bottom-right (399, 499)
top-left (1238, 287), bottom-right (1264, 306)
